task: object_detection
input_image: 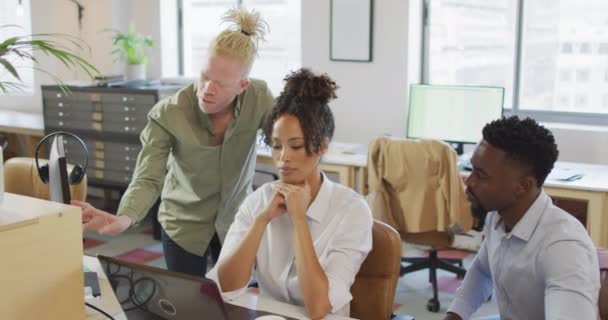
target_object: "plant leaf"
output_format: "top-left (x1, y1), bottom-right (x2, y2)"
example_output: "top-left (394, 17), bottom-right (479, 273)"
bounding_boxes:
top-left (0, 57), bottom-right (21, 80)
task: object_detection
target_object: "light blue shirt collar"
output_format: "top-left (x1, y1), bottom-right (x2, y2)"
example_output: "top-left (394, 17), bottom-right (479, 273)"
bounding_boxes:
top-left (505, 191), bottom-right (551, 242)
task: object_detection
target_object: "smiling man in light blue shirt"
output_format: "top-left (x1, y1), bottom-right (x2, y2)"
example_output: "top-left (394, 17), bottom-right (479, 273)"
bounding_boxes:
top-left (445, 116), bottom-right (600, 320)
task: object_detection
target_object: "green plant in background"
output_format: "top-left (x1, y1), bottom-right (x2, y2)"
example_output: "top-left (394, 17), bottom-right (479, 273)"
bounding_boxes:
top-left (111, 23), bottom-right (154, 65)
top-left (0, 25), bottom-right (99, 94)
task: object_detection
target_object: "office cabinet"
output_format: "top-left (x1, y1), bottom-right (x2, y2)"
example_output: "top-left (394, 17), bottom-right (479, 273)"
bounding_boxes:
top-left (0, 193), bottom-right (84, 320)
top-left (41, 84), bottom-right (181, 188)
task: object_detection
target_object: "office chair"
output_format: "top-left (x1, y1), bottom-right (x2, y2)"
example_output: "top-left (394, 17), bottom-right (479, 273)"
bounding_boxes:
top-left (350, 220), bottom-right (403, 320)
top-left (367, 137), bottom-right (473, 312)
top-left (599, 248), bottom-right (608, 319)
top-left (400, 232), bottom-right (466, 312)
top-left (4, 157), bottom-right (87, 201)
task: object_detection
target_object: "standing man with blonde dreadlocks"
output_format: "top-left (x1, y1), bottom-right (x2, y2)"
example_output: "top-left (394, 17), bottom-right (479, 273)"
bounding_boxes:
top-left (75, 7), bottom-right (275, 277)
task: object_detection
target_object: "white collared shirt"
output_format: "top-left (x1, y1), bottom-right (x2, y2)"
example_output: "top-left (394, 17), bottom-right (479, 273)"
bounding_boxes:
top-left (448, 191), bottom-right (600, 320)
top-left (206, 173), bottom-right (373, 316)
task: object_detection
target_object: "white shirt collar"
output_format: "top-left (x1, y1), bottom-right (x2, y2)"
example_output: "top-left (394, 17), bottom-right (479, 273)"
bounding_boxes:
top-left (306, 172), bottom-right (334, 223)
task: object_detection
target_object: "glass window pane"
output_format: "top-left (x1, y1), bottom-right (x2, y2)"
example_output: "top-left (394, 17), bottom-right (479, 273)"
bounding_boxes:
top-left (181, 0), bottom-right (237, 77)
top-left (426, 0), bottom-right (517, 108)
top-left (241, 0), bottom-right (301, 95)
top-left (519, 0), bottom-right (608, 114)
top-left (0, 0), bottom-right (33, 95)
top-left (181, 0), bottom-right (301, 95)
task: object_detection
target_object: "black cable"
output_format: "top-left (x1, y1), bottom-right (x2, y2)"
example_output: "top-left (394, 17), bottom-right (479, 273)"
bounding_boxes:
top-left (104, 262), bottom-right (158, 312)
top-left (85, 302), bottom-right (115, 320)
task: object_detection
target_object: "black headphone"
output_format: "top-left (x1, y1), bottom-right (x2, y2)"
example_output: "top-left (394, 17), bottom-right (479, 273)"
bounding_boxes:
top-left (34, 131), bottom-right (89, 185)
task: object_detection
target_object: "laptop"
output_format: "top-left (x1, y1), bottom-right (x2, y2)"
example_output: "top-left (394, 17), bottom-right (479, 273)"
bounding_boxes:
top-left (97, 255), bottom-right (296, 320)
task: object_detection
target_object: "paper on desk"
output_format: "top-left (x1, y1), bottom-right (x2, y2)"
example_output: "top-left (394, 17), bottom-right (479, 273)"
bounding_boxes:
top-left (547, 167), bottom-right (584, 181)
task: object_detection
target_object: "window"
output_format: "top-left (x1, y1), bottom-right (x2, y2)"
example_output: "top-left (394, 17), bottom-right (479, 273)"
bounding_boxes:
top-left (425, 1), bottom-right (517, 108)
top-left (575, 94), bottom-right (587, 108)
top-left (0, 0), bottom-right (33, 95)
top-left (576, 69), bottom-right (590, 83)
top-left (178, 0), bottom-right (301, 95)
top-left (423, 0), bottom-right (608, 123)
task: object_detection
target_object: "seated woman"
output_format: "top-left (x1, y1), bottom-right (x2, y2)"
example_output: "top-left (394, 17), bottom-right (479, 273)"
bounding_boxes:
top-left (206, 68), bottom-right (373, 319)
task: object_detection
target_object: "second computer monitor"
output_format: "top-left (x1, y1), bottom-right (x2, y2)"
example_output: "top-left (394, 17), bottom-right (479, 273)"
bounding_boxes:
top-left (407, 84), bottom-right (504, 154)
top-left (49, 135), bottom-right (71, 204)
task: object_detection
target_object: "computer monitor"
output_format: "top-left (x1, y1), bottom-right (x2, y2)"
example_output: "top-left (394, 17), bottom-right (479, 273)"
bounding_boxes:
top-left (407, 84), bottom-right (505, 155)
top-left (48, 135), bottom-right (71, 204)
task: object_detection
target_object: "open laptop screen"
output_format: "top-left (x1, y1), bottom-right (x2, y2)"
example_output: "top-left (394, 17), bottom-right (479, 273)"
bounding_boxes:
top-left (97, 255), bottom-right (295, 320)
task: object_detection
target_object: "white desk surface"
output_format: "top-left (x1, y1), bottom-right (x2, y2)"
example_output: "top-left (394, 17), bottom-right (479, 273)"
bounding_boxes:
top-left (0, 110), bottom-right (44, 136)
top-left (544, 161), bottom-right (608, 192)
top-left (256, 141), bottom-right (367, 168)
top-left (84, 255), bottom-right (127, 320)
top-left (228, 290), bottom-right (355, 320)
top-left (0, 192), bottom-right (74, 226)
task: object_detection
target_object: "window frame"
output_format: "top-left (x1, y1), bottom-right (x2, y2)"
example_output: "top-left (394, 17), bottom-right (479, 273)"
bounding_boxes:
top-left (420, 0), bottom-right (608, 126)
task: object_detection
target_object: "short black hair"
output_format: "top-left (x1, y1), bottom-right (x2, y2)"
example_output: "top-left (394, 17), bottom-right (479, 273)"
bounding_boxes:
top-left (263, 68), bottom-right (337, 155)
top-left (482, 116), bottom-right (559, 187)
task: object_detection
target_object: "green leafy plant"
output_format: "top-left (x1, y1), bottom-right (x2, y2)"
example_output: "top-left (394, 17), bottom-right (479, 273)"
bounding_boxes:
top-left (0, 25), bottom-right (99, 94)
top-left (111, 23), bottom-right (154, 65)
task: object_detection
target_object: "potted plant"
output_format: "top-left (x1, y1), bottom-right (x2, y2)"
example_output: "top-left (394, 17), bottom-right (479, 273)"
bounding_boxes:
top-left (0, 25), bottom-right (99, 94)
top-left (111, 23), bottom-right (154, 80)
top-left (0, 25), bottom-right (99, 203)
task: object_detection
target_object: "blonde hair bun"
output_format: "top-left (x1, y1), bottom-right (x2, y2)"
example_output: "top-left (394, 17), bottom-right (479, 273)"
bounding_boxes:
top-left (209, 7), bottom-right (269, 75)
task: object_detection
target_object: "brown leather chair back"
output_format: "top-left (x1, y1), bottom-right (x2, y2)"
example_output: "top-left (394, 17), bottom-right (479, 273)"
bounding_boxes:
top-left (351, 220), bottom-right (401, 320)
top-left (600, 275), bottom-right (607, 320)
top-left (3, 157), bottom-right (87, 201)
top-left (599, 248), bottom-right (608, 319)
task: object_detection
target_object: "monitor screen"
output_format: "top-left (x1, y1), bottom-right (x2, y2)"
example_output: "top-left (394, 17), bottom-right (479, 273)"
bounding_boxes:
top-left (49, 135), bottom-right (71, 204)
top-left (407, 84), bottom-right (505, 145)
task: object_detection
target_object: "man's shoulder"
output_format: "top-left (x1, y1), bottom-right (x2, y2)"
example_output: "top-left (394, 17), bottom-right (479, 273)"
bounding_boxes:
top-left (247, 78), bottom-right (270, 91)
top-left (243, 78), bottom-right (274, 102)
top-left (148, 83), bottom-right (196, 119)
top-left (540, 204), bottom-right (593, 243)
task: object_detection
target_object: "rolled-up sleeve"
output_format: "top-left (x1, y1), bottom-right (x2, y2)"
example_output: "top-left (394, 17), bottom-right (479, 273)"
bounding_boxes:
top-left (322, 199), bottom-right (373, 313)
top-left (206, 190), bottom-right (259, 301)
top-left (117, 116), bottom-right (171, 224)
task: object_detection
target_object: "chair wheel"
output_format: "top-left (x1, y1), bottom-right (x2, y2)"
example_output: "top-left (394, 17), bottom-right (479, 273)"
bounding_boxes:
top-left (427, 298), bottom-right (440, 312)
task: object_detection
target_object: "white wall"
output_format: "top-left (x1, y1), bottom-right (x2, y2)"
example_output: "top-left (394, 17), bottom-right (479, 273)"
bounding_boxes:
top-left (302, 0), bottom-right (410, 144)
top-left (546, 123), bottom-right (608, 163)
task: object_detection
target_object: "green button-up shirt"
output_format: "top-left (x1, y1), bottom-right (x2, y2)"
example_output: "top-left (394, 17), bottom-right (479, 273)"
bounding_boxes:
top-left (117, 79), bottom-right (274, 256)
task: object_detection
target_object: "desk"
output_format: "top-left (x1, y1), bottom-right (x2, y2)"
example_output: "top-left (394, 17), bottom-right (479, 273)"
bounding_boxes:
top-left (0, 110), bottom-right (44, 136)
top-left (542, 161), bottom-right (608, 248)
top-left (84, 255), bottom-right (127, 320)
top-left (256, 141), bottom-right (368, 193)
top-left (83, 256), bottom-right (354, 320)
top-left (0, 110), bottom-right (44, 158)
